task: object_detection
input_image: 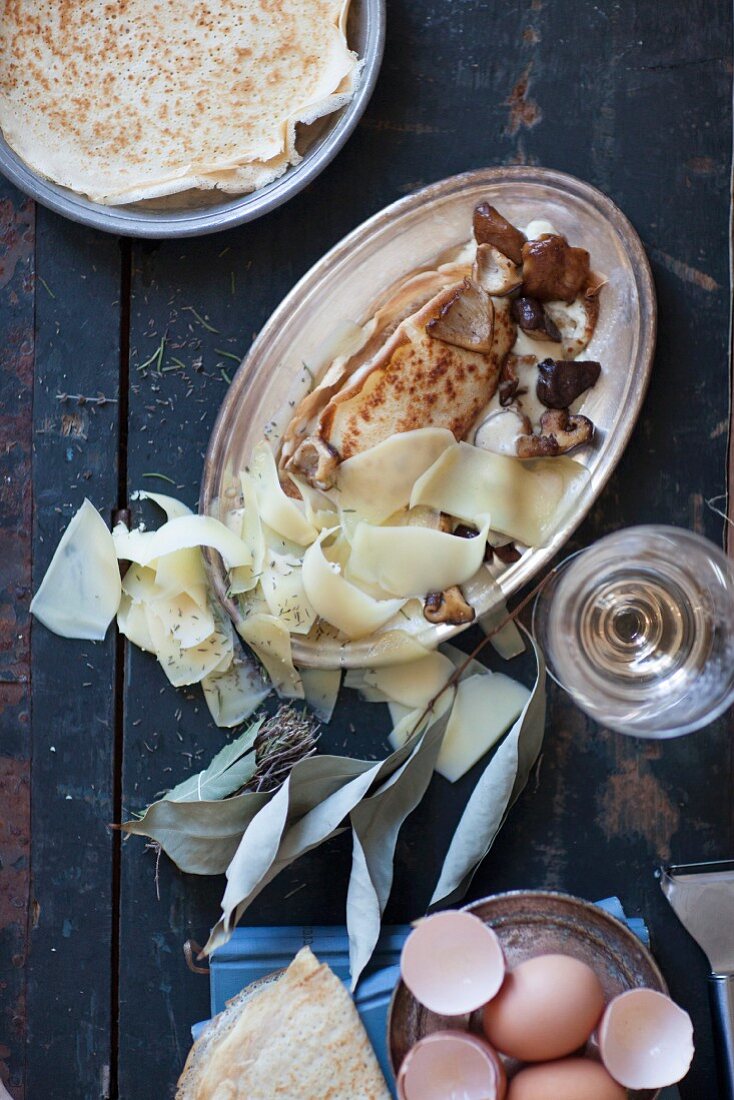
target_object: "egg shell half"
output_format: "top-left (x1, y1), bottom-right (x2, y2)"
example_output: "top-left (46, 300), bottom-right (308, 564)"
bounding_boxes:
top-left (599, 987), bottom-right (694, 1088)
top-left (507, 1058), bottom-right (626, 1100)
top-left (400, 911), bottom-right (506, 1015)
top-left (482, 953), bottom-right (605, 1061)
top-left (397, 1030), bottom-right (506, 1100)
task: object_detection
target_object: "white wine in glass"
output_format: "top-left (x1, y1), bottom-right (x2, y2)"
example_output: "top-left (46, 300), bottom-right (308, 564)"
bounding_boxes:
top-left (532, 526), bottom-right (734, 738)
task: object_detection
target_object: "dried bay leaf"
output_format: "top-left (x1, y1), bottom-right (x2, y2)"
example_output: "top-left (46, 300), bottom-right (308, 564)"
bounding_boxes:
top-left (346, 702), bottom-right (451, 987)
top-left (204, 729), bottom-right (425, 955)
top-left (121, 792), bottom-right (271, 875)
top-left (202, 658), bottom-right (271, 728)
top-left (121, 718), bottom-right (266, 873)
top-left (301, 667), bottom-right (342, 723)
top-left (430, 627), bottom-right (546, 907)
top-left (123, 609), bottom-right (544, 980)
top-left (163, 718), bottom-right (264, 802)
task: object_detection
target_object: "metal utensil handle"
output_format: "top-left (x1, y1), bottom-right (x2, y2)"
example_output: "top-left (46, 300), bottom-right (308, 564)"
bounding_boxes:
top-left (710, 974), bottom-right (734, 1099)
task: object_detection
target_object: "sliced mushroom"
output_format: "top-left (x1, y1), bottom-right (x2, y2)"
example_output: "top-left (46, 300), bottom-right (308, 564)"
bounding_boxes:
top-left (472, 203), bottom-right (527, 265)
top-left (473, 243), bottom-right (523, 297)
top-left (511, 296), bottom-right (562, 342)
top-left (516, 407), bottom-right (595, 458)
top-left (536, 358), bottom-right (601, 409)
top-left (426, 278), bottom-right (494, 353)
top-left (515, 430), bottom-right (558, 458)
top-left (286, 436), bottom-right (340, 490)
top-left (423, 585), bottom-right (476, 625)
top-left (492, 542), bottom-right (522, 564)
top-left (521, 234), bottom-right (591, 304)
top-left (498, 355), bottom-right (520, 406)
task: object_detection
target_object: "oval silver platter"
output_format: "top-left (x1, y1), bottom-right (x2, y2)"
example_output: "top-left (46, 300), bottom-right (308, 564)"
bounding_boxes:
top-left (0, 0), bottom-right (384, 239)
top-left (202, 166), bottom-right (657, 667)
top-left (387, 890), bottom-right (667, 1100)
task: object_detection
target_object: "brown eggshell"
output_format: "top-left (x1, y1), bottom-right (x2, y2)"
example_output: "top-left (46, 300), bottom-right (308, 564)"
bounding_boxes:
top-left (482, 953), bottom-right (604, 1061)
top-left (396, 1031), bottom-right (507, 1100)
top-left (507, 1058), bottom-right (626, 1100)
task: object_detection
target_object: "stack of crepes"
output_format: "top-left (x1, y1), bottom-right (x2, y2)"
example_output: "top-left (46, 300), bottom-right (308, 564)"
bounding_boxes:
top-left (0, 0), bottom-right (359, 204)
top-left (176, 946), bottom-right (391, 1100)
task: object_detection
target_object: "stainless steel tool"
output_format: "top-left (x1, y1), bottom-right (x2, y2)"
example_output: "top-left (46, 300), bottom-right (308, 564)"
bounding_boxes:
top-left (660, 860), bottom-right (734, 1098)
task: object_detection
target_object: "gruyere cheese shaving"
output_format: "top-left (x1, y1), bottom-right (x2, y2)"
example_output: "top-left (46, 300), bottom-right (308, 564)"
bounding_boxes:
top-left (335, 428), bottom-right (456, 523)
top-left (411, 442), bottom-right (589, 547)
top-left (121, 563), bottom-right (158, 603)
top-left (112, 522), bottom-right (155, 564)
top-left (348, 518), bottom-right (490, 598)
top-left (148, 614), bottom-right (234, 688)
top-left (288, 475), bottom-right (338, 531)
top-left (124, 550), bottom-right (207, 620)
top-left (30, 498), bottom-right (122, 641)
top-left (122, 561), bottom-right (214, 647)
top-left (364, 651), bottom-right (454, 709)
top-left (440, 641), bottom-right (488, 681)
top-left (154, 548), bottom-right (208, 606)
top-left (131, 490), bottom-right (192, 520)
top-left (388, 701), bottom-right (413, 727)
top-left (343, 668), bottom-right (391, 703)
top-left (388, 688), bottom-right (455, 752)
top-left (436, 672), bottom-right (531, 782)
top-left (237, 613), bottom-right (304, 699)
top-left (301, 667), bottom-right (342, 723)
top-left (201, 658), bottom-right (271, 728)
top-left (150, 591), bottom-right (216, 649)
top-left (229, 472), bottom-right (267, 595)
top-left (250, 441), bottom-right (317, 547)
top-left (260, 554), bottom-right (316, 636)
top-left (117, 592), bottom-right (156, 653)
top-left (124, 514), bottom-right (252, 570)
top-left (301, 535), bottom-right (406, 640)
top-left (225, 506), bottom-right (245, 536)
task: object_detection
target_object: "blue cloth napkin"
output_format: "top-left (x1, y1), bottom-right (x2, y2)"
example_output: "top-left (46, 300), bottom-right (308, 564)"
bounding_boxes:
top-left (190, 897), bottom-right (668, 1095)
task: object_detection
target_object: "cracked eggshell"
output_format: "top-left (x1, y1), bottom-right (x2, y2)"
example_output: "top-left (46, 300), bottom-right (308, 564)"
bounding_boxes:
top-left (400, 911), bottom-right (505, 1016)
top-left (598, 988), bottom-right (694, 1089)
top-left (397, 1031), bottom-right (506, 1100)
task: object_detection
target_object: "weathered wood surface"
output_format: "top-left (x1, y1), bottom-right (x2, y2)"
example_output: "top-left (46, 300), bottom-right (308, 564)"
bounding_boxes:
top-left (26, 210), bottom-right (123, 1100)
top-left (0, 0), bottom-right (732, 1096)
top-left (0, 179), bottom-right (33, 1098)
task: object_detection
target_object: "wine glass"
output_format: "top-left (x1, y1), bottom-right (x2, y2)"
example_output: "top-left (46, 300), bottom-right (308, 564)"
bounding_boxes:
top-left (531, 526), bottom-right (734, 738)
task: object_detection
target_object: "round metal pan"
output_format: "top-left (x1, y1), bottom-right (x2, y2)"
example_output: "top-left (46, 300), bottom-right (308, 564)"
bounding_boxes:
top-left (0, 0), bottom-right (384, 239)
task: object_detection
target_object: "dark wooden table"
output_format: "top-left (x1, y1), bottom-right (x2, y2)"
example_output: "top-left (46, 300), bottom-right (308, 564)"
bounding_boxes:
top-left (1, 3), bottom-right (732, 1097)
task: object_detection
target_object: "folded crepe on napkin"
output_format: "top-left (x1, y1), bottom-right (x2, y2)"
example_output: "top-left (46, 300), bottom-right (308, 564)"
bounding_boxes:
top-left (176, 945), bottom-right (390, 1100)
